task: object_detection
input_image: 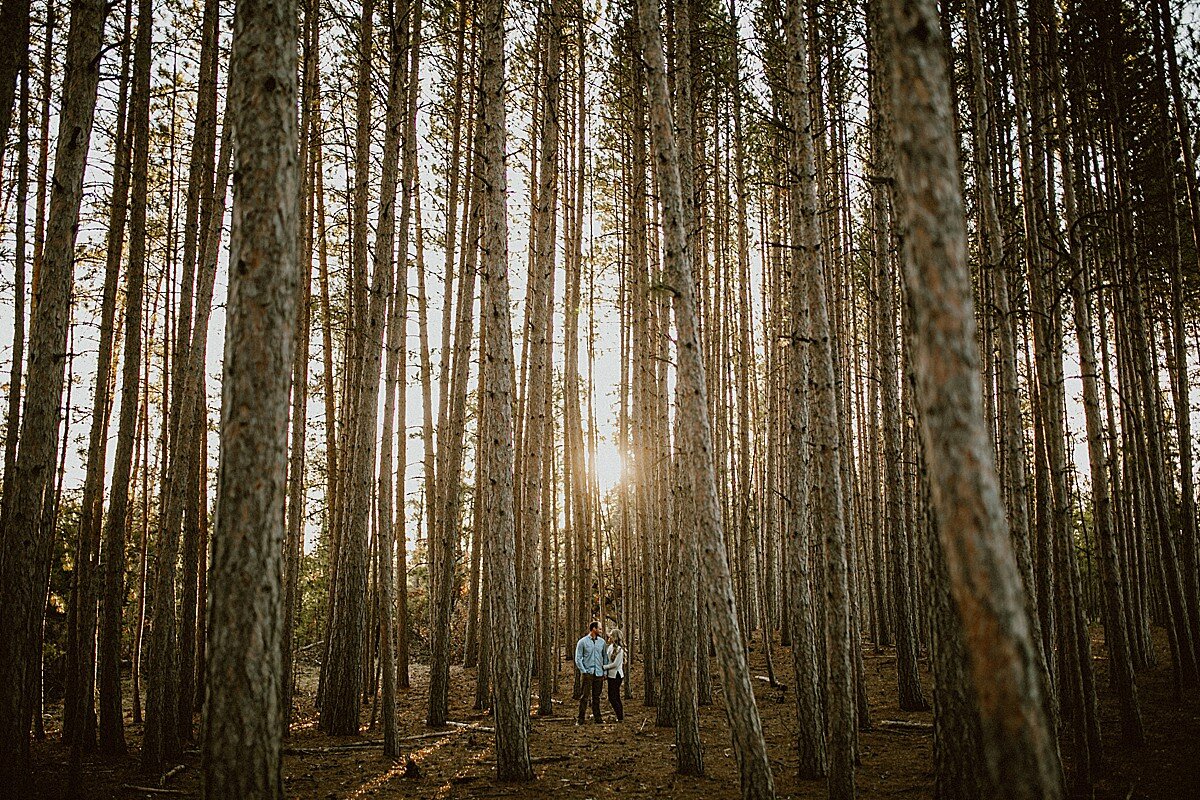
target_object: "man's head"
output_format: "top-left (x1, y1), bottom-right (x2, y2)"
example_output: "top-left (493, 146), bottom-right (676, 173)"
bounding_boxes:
top-left (588, 621), bottom-right (600, 639)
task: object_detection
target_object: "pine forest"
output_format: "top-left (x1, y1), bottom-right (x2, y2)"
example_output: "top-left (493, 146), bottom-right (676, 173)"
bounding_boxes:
top-left (0, 0), bottom-right (1197, 796)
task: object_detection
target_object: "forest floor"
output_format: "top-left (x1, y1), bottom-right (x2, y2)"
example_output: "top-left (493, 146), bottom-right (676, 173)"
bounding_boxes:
top-left (27, 628), bottom-right (1200, 799)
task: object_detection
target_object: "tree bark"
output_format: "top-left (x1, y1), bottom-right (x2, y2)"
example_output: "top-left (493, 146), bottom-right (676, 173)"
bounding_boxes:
top-left (779, 0), bottom-right (827, 776)
top-left (96, 0), bottom-right (156, 756)
top-left (477, 0), bottom-right (533, 776)
top-left (200, 0), bottom-right (298, 791)
top-left (527, 0), bottom-right (561, 720)
top-left (0, 0), bottom-right (106, 782)
top-left (323, 0), bottom-right (404, 736)
top-left (636, 0), bottom-right (774, 795)
top-left (0, 0), bottom-right (31, 174)
top-left (64, 0), bottom-right (133, 753)
top-left (783, 1), bottom-right (855, 794)
top-left (0, 18), bottom-right (30, 536)
top-left (868, 0), bottom-right (927, 713)
top-left (281, 0), bottom-right (318, 736)
top-left (884, 0), bottom-right (1064, 796)
top-left (372, 0), bottom-right (415, 755)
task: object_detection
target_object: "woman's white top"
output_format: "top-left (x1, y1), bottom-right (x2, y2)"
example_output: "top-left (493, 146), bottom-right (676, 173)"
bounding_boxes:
top-left (604, 644), bottom-right (625, 679)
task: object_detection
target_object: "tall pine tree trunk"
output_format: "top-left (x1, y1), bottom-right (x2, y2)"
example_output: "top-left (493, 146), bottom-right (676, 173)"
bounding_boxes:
top-left (477, 0), bottom-right (533, 775)
top-left (527, 0), bottom-right (560, 720)
top-left (0, 0), bottom-right (106, 781)
top-left (637, 0), bottom-right (774, 794)
top-left (0, 0), bottom-right (31, 171)
top-left (97, 0), bottom-right (161, 754)
top-left (64, 0), bottom-right (132, 752)
top-left (201, 0), bottom-right (298, 788)
top-left (884, 1), bottom-right (1063, 796)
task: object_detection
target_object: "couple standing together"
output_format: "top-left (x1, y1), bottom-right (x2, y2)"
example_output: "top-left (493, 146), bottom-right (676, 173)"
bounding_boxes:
top-left (574, 621), bottom-right (625, 725)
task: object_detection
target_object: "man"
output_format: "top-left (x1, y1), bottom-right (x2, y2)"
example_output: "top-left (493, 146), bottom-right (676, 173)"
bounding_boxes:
top-left (574, 621), bottom-right (606, 725)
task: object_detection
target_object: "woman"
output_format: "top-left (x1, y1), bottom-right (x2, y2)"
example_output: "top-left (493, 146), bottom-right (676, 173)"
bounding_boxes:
top-left (603, 628), bottom-right (625, 722)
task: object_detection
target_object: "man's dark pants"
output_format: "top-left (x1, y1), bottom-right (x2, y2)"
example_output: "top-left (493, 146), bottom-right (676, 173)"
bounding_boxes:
top-left (577, 673), bottom-right (603, 723)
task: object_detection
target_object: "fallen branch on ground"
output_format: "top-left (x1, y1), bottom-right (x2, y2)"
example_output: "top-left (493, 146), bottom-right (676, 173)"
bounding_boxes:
top-left (159, 764), bottom-right (186, 786)
top-left (123, 786), bottom-right (189, 796)
top-left (284, 743), bottom-right (386, 755)
top-left (285, 732), bottom-right (437, 754)
top-left (877, 719), bottom-right (933, 733)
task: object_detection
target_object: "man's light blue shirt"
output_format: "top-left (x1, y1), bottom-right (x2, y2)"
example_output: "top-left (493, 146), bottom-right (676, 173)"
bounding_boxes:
top-left (575, 634), bottom-right (607, 677)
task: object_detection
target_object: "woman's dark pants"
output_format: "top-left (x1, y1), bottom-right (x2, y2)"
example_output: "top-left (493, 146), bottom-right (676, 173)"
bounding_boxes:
top-left (607, 676), bottom-right (624, 721)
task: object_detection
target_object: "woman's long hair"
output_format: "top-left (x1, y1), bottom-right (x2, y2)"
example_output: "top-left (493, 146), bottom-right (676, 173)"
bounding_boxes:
top-left (607, 628), bottom-right (623, 664)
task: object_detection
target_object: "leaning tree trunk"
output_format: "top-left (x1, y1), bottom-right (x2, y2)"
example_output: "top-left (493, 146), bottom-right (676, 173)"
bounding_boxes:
top-left (429, 134), bottom-right (481, 728)
top-left (0, 0), bottom-right (106, 783)
top-left (1054, 66), bottom-right (1145, 744)
top-left (1156, 0), bottom-right (1199, 624)
top-left (884, 1), bottom-right (1063, 797)
top-left (1065, 217), bottom-right (1144, 745)
top-left (416, 178), bottom-right (435, 691)
top-left (636, 0), bottom-right (774, 795)
top-left (200, 0), bottom-right (298, 792)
